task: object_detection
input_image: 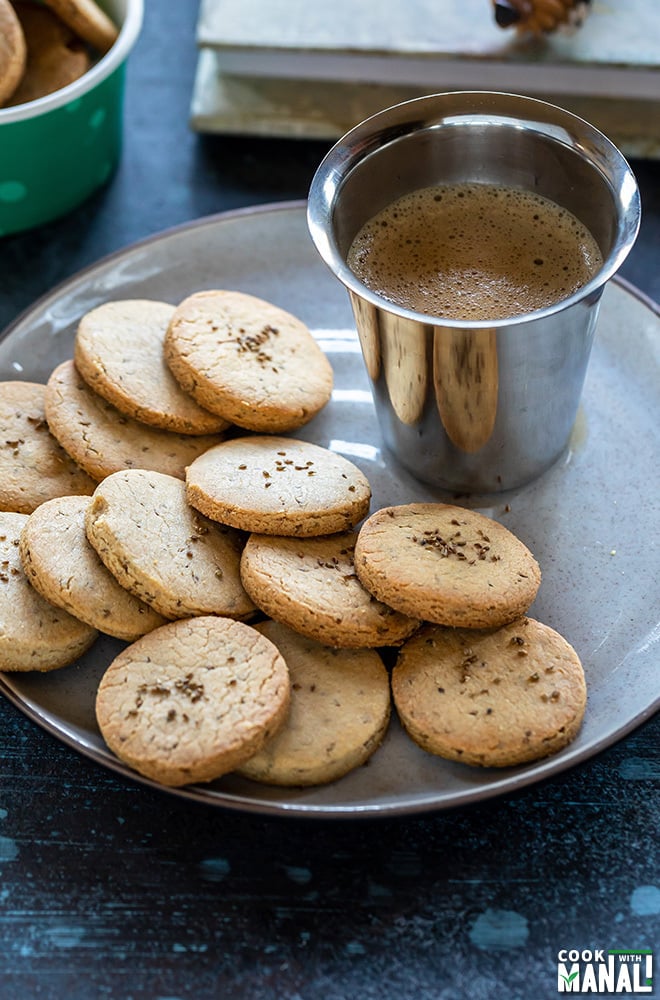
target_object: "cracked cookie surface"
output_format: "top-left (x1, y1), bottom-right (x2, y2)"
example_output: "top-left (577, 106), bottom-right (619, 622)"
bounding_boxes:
top-left (0, 510), bottom-right (97, 671)
top-left (186, 436), bottom-right (371, 536)
top-left (392, 617), bottom-right (586, 767)
top-left (240, 531), bottom-right (418, 648)
top-left (85, 468), bottom-right (256, 621)
top-left (44, 360), bottom-right (225, 481)
top-left (19, 494), bottom-right (166, 641)
top-left (355, 502), bottom-right (540, 628)
top-left (95, 616), bottom-right (290, 786)
top-left (236, 620), bottom-right (391, 786)
top-left (0, 380), bottom-right (95, 513)
top-left (164, 290), bottom-right (333, 432)
top-left (74, 299), bottom-right (228, 435)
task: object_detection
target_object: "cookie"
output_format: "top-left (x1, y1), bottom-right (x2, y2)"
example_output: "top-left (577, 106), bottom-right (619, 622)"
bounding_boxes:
top-left (95, 616), bottom-right (290, 787)
top-left (0, 0), bottom-right (26, 105)
top-left (84, 468), bottom-right (256, 621)
top-left (74, 300), bottom-right (229, 435)
top-left (391, 618), bottom-right (587, 767)
top-left (186, 436), bottom-right (371, 537)
top-left (236, 620), bottom-right (391, 787)
top-left (0, 380), bottom-right (96, 513)
top-left (355, 503), bottom-right (540, 628)
top-left (8, 2), bottom-right (90, 107)
top-left (41, 0), bottom-right (118, 54)
top-left (240, 531), bottom-right (419, 648)
top-left (164, 290), bottom-right (334, 432)
top-left (44, 360), bottom-right (225, 482)
top-left (0, 511), bottom-right (97, 671)
top-left (19, 495), bottom-right (166, 641)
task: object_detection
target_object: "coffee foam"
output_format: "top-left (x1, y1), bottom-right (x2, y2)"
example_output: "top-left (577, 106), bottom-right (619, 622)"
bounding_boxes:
top-left (347, 183), bottom-right (603, 321)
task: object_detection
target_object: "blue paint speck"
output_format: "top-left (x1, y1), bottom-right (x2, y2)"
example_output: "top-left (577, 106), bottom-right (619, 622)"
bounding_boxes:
top-left (345, 941), bottom-right (367, 956)
top-left (0, 808), bottom-right (7, 820)
top-left (631, 885), bottom-right (660, 916)
top-left (368, 880), bottom-right (392, 899)
top-left (0, 835), bottom-right (18, 863)
top-left (470, 908), bottom-right (529, 950)
top-left (44, 925), bottom-right (85, 949)
top-left (284, 865), bottom-right (312, 885)
top-left (618, 757), bottom-right (660, 780)
top-left (199, 857), bottom-right (231, 882)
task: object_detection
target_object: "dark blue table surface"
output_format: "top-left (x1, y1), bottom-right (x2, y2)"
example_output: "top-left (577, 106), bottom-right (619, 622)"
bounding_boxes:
top-left (1, 3), bottom-right (658, 999)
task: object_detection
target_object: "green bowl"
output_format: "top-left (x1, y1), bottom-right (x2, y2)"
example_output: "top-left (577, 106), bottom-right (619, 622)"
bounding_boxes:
top-left (0, 0), bottom-right (143, 236)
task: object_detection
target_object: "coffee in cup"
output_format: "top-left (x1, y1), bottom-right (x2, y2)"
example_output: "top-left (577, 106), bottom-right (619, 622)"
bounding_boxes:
top-left (346, 181), bottom-right (603, 322)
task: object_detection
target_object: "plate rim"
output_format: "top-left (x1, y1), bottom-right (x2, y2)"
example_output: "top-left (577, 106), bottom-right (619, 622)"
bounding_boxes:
top-left (0, 200), bottom-right (658, 820)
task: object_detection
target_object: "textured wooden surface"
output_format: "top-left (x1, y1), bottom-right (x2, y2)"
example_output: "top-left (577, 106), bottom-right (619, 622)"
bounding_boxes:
top-left (1, 3), bottom-right (658, 997)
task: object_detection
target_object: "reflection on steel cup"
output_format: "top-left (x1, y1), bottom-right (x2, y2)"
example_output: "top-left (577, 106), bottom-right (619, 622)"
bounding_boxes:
top-left (307, 91), bottom-right (640, 493)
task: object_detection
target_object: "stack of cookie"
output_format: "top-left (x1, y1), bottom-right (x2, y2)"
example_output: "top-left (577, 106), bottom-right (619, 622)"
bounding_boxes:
top-left (0, 0), bottom-right (118, 108)
top-left (0, 288), bottom-right (587, 789)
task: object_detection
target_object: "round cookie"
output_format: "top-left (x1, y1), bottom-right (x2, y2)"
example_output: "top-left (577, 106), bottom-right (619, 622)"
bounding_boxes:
top-left (186, 436), bottom-right (371, 537)
top-left (0, 511), bottom-right (97, 671)
top-left (391, 618), bottom-right (587, 767)
top-left (74, 300), bottom-right (229, 435)
top-left (0, 0), bottom-right (26, 105)
top-left (240, 531), bottom-right (419, 648)
top-left (41, 0), bottom-right (118, 54)
top-left (354, 503), bottom-right (541, 628)
top-left (164, 289), bottom-right (334, 432)
top-left (95, 616), bottom-right (291, 787)
top-left (8, 2), bottom-right (90, 107)
top-left (44, 360), bottom-right (225, 482)
top-left (236, 620), bottom-right (391, 787)
top-left (0, 380), bottom-right (96, 513)
top-left (19, 495), bottom-right (166, 641)
top-left (84, 468), bottom-right (256, 621)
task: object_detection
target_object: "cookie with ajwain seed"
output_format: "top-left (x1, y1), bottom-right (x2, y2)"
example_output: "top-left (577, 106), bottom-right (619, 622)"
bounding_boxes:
top-left (240, 531), bottom-right (418, 648)
top-left (95, 616), bottom-right (290, 787)
top-left (0, 381), bottom-right (96, 513)
top-left (354, 503), bottom-right (540, 628)
top-left (0, 511), bottom-right (97, 671)
top-left (85, 469), bottom-right (256, 621)
top-left (74, 300), bottom-right (228, 435)
top-left (19, 495), bottom-right (166, 641)
top-left (236, 620), bottom-right (391, 787)
top-left (0, 0), bottom-right (26, 105)
top-left (186, 436), bottom-right (371, 537)
top-left (164, 290), bottom-right (333, 432)
top-left (391, 618), bottom-right (587, 767)
top-left (44, 360), bottom-right (225, 482)
top-left (41, 0), bottom-right (118, 54)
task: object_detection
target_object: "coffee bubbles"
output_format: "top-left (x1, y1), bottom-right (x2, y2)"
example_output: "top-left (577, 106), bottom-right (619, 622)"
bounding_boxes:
top-left (347, 183), bottom-right (603, 322)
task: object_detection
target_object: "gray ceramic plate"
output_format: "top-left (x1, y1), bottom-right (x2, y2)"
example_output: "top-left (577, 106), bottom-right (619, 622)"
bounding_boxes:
top-left (0, 202), bottom-right (658, 818)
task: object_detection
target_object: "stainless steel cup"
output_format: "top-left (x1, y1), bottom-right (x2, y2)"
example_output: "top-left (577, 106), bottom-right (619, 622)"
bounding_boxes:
top-left (307, 91), bottom-right (640, 493)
